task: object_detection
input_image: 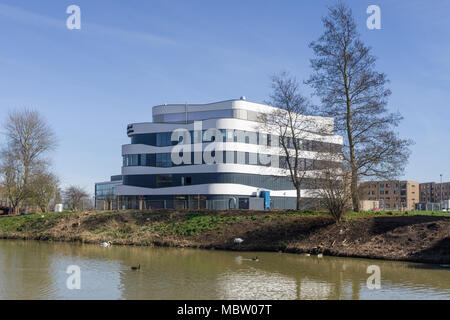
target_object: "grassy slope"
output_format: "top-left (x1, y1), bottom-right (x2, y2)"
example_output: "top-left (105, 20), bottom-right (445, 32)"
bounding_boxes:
top-left (0, 209), bottom-right (448, 239)
top-left (0, 210), bottom-right (326, 242)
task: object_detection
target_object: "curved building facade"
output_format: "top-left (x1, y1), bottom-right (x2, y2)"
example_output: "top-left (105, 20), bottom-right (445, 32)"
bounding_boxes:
top-left (114, 98), bottom-right (343, 210)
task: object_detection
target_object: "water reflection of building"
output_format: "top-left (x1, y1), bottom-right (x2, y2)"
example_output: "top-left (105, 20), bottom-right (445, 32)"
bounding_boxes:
top-left (217, 270), bottom-right (298, 300)
top-left (2, 242), bottom-right (449, 300)
top-left (116, 250), bottom-right (358, 300)
top-left (298, 278), bottom-right (333, 300)
top-left (99, 249), bottom-right (450, 300)
top-left (217, 270), bottom-right (342, 300)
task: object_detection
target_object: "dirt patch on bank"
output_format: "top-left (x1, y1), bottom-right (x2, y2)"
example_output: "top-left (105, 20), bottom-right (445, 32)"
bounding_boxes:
top-left (285, 215), bottom-right (450, 264)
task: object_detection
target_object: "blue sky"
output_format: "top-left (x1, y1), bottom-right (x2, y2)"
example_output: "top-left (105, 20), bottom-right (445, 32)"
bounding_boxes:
top-left (0, 0), bottom-right (449, 195)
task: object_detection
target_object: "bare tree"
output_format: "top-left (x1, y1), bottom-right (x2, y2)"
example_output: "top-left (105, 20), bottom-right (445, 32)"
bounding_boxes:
top-left (261, 72), bottom-right (317, 210)
top-left (0, 151), bottom-right (26, 214)
top-left (0, 108), bottom-right (57, 214)
top-left (64, 185), bottom-right (89, 211)
top-left (306, 2), bottom-right (412, 212)
top-left (311, 152), bottom-right (351, 223)
top-left (29, 168), bottom-right (60, 213)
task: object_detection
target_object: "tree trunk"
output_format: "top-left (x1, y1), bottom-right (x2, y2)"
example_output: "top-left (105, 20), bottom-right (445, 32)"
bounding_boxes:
top-left (296, 187), bottom-right (302, 210)
top-left (347, 124), bottom-right (360, 212)
top-left (351, 168), bottom-right (360, 212)
top-left (343, 55), bottom-right (360, 213)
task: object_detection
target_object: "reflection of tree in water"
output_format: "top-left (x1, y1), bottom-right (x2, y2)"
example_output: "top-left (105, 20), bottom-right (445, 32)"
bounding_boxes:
top-left (0, 241), bottom-right (449, 299)
top-left (115, 248), bottom-right (450, 300)
top-left (0, 240), bottom-right (52, 299)
top-left (270, 254), bottom-right (450, 299)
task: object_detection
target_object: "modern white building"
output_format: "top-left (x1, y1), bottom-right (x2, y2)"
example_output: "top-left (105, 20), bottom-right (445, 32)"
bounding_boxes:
top-left (94, 175), bottom-right (123, 210)
top-left (112, 98), bottom-right (343, 210)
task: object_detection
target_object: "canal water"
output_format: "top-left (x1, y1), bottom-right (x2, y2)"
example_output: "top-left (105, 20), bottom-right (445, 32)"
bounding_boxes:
top-left (0, 240), bottom-right (448, 300)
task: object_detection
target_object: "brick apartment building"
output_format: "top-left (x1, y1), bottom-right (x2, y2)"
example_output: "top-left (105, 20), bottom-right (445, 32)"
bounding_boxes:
top-left (419, 182), bottom-right (450, 203)
top-left (359, 180), bottom-right (419, 211)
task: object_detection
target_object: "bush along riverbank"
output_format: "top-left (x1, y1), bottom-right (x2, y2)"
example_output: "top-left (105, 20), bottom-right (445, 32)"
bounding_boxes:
top-left (0, 210), bottom-right (449, 264)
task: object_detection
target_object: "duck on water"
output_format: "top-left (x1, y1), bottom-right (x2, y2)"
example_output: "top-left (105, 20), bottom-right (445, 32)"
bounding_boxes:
top-left (241, 256), bottom-right (259, 262)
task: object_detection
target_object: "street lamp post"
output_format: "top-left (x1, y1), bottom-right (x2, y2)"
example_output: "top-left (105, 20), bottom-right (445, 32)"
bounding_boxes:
top-left (440, 174), bottom-right (443, 210)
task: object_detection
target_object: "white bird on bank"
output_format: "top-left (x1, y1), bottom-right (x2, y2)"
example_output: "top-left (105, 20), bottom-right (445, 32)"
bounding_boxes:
top-left (100, 241), bottom-right (112, 247)
top-left (234, 238), bottom-right (244, 244)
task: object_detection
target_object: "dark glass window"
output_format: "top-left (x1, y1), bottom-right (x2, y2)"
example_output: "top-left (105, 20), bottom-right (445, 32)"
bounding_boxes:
top-left (124, 152), bottom-right (340, 170)
top-left (126, 154), bottom-right (138, 166)
top-left (156, 132), bottom-right (172, 147)
top-left (156, 153), bottom-right (172, 167)
top-left (156, 175), bottom-right (172, 187)
top-left (219, 129), bottom-right (227, 142)
top-left (239, 198), bottom-right (249, 210)
top-left (131, 131), bottom-right (342, 155)
top-left (181, 176), bottom-right (192, 186)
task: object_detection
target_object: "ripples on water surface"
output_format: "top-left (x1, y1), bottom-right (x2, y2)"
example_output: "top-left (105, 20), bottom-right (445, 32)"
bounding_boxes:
top-left (0, 240), bottom-right (448, 300)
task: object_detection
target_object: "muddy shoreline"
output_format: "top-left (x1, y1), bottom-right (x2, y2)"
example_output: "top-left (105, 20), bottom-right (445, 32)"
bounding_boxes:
top-left (0, 211), bottom-right (449, 264)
